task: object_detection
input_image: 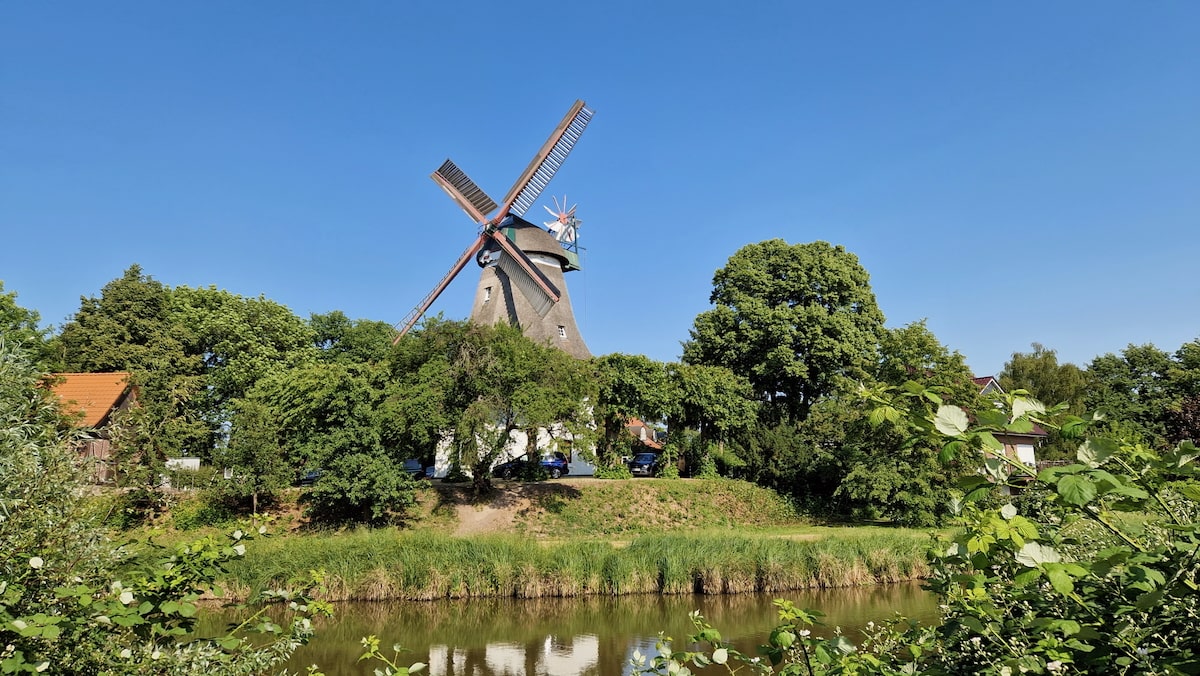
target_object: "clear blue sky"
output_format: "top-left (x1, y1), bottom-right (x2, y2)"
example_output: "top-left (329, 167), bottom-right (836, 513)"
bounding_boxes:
top-left (3, 2), bottom-right (1197, 377)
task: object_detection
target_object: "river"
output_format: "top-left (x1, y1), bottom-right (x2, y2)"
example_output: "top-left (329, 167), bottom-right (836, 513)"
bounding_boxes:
top-left (201, 582), bottom-right (937, 675)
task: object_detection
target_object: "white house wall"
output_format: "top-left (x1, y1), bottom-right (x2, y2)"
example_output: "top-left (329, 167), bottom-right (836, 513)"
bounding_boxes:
top-left (429, 424), bottom-right (595, 478)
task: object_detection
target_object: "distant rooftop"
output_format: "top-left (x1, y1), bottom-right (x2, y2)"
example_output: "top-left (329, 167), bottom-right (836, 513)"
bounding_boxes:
top-left (50, 372), bottom-right (132, 427)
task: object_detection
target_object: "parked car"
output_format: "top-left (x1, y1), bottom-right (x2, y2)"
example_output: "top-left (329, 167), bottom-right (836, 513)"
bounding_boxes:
top-left (492, 452), bottom-right (570, 479)
top-left (402, 459), bottom-right (426, 479)
top-left (295, 469), bottom-right (323, 486)
top-left (627, 452), bottom-right (660, 477)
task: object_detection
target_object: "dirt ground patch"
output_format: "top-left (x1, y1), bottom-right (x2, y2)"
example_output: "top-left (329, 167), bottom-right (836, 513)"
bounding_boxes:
top-left (432, 481), bottom-right (586, 537)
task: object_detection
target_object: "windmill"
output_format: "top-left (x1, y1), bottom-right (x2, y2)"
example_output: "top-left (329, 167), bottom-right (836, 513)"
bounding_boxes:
top-left (392, 100), bottom-right (594, 359)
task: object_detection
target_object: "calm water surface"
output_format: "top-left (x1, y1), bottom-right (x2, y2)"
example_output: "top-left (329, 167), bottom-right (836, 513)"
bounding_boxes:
top-left (204, 583), bottom-right (936, 675)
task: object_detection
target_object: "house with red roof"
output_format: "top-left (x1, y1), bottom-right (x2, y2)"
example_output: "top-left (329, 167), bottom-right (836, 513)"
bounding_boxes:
top-left (626, 417), bottom-right (663, 451)
top-left (50, 372), bottom-right (137, 483)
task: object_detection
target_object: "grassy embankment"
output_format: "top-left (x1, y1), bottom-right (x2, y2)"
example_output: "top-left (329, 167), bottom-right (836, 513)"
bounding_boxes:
top-left (208, 478), bottom-right (933, 601)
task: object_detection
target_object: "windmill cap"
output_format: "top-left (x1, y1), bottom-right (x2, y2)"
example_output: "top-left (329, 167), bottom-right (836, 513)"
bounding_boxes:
top-left (502, 216), bottom-right (571, 266)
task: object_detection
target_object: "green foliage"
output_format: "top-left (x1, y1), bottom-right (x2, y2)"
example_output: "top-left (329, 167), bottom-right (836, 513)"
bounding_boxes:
top-left (592, 353), bottom-right (671, 466)
top-left (172, 285), bottom-right (318, 410)
top-left (0, 339), bottom-right (325, 674)
top-left (1086, 343), bottom-right (1174, 445)
top-left (392, 321), bottom-right (594, 492)
top-left (665, 362), bottom-right (757, 473)
top-left (218, 397), bottom-right (292, 519)
top-left (169, 490), bottom-right (239, 531)
top-left (310, 310), bottom-right (395, 365)
top-left (357, 636), bottom-right (426, 675)
top-left (0, 282), bottom-right (52, 367)
top-left (1001, 343), bottom-right (1088, 414)
top-left (303, 452), bottom-right (422, 525)
top-left (682, 239), bottom-right (885, 423)
top-left (593, 463), bottom-right (634, 479)
top-left (637, 385), bottom-right (1200, 675)
top-left (225, 528), bottom-right (924, 601)
top-left (58, 265), bottom-right (211, 463)
top-left (1001, 342), bottom-right (1090, 460)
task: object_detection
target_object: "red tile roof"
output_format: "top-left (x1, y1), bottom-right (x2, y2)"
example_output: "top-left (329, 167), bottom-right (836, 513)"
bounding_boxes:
top-left (50, 373), bottom-right (132, 427)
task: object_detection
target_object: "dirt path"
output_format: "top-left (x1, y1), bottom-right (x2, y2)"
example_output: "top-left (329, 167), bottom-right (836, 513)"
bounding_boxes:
top-left (452, 498), bottom-right (529, 536)
top-left (435, 481), bottom-right (549, 537)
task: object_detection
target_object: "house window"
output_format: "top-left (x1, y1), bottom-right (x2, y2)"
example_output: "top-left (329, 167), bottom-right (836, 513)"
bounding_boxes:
top-left (1015, 444), bottom-right (1036, 466)
top-left (484, 286), bottom-right (492, 303)
top-left (558, 326), bottom-right (566, 338)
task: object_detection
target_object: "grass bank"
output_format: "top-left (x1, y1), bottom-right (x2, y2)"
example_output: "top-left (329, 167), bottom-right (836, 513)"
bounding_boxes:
top-left (502, 478), bottom-right (803, 536)
top-left (223, 529), bottom-right (931, 602)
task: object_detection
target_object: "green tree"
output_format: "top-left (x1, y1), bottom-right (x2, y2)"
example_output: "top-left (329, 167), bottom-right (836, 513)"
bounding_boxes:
top-left (664, 363), bottom-right (757, 476)
top-left (446, 323), bottom-right (594, 492)
top-left (682, 239), bottom-right (885, 423)
top-left (173, 285), bottom-right (318, 418)
top-left (0, 340), bottom-right (322, 674)
top-left (1000, 342), bottom-right (1088, 412)
top-left (1000, 343), bottom-right (1088, 459)
top-left (219, 398), bottom-right (291, 523)
top-left (1085, 343), bottom-right (1174, 445)
top-left (311, 310), bottom-right (395, 364)
top-left (57, 265), bottom-right (208, 477)
top-left (252, 360), bottom-right (393, 478)
top-left (592, 353), bottom-right (671, 467)
top-left (877, 320), bottom-right (979, 404)
top-left (0, 281), bottom-right (53, 367)
top-left (835, 321), bottom-right (977, 525)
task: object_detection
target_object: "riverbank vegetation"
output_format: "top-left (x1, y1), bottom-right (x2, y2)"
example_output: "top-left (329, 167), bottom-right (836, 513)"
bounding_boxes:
top-left (221, 529), bottom-right (930, 602)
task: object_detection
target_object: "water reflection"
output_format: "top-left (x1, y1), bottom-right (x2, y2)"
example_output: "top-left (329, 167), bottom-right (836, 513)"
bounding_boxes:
top-left (201, 583), bottom-right (936, 675)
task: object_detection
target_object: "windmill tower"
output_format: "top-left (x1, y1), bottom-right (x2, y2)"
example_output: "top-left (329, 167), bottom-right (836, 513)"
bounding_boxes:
top-left (393, 101), bottom-right (594, 358)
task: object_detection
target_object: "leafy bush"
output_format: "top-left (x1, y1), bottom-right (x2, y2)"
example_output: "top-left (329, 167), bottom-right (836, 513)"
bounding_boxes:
top-left (634, 385), bottom-right (1200, 675)
top-left (593, 464), bottom-right (633, 479)
top-left (303, 451), bottom-right (421, 524)
top-left (171, 489), bottom-right (239, 530)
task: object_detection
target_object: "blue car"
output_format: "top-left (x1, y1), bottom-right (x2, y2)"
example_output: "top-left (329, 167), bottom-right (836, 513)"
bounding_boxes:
top-left (492, 452), bottom-right (569, 479)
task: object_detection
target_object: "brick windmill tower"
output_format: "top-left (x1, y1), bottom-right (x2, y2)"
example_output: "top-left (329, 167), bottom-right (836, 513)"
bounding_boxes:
top-left (393, 101), bottom-right (594, 359)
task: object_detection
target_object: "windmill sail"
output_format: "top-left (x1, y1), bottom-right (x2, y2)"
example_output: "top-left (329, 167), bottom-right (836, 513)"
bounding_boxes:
top-left (432, 160), bottom-right (498, 223)
top-left (496, 253), bottom-right (556, 317)
top-left (502, 101), bottom-right (594, 217)
top-left (392, 233), bottom-right (489, 344)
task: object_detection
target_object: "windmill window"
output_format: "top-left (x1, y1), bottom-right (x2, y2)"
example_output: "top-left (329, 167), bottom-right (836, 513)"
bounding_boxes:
top-left (558, 326), bottom-right (567, 338)
top-left (484, 286), bottom-right (492, 302)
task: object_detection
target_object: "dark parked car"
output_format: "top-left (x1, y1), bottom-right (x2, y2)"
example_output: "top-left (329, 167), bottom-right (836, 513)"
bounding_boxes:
top-left (627, 452), bottom-right (660, 477)
top-left (492, 452), bottom-right (570, 479)
top-left (295, 469), bottom-right (323, 486)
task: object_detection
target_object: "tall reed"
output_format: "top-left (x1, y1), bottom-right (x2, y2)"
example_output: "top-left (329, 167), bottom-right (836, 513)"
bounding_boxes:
top-left (223, 529), bottom-right (929, 602)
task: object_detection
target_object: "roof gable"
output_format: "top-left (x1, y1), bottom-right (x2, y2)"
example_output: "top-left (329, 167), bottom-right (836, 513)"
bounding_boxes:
top-left (973, 376), bottom-right (1002, 395)
top-left (50, 372), bottom-right (133, 427)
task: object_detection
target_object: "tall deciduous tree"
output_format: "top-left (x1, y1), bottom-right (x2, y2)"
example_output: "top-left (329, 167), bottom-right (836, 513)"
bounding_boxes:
top-left (999, 343), bottom-right (1087, 413)
top-left (0, 281), bottom-right (53, 367)
top-left (592, 353), bottom-right (671, 467)
top-left (664, 363), bottom-right (757, 475)
top-left (830, 321), bottom-right (976, 525)
top-left (682, 240), bottom-right (885, 423)
top-left (172, 286), bottom-right (318, 411)
top-left (310, 310), bottom-right (395, 364)
top-left (57, 265), bottom-right (207, 470)
top-left (1086, 343), bottom-right (1174, 444)
top-left (444, 323), bottom-right (594, 492)
top-left (219, 398), bottom-right (291, 523)
top-left (877, 321), bottom-right (980, 406)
